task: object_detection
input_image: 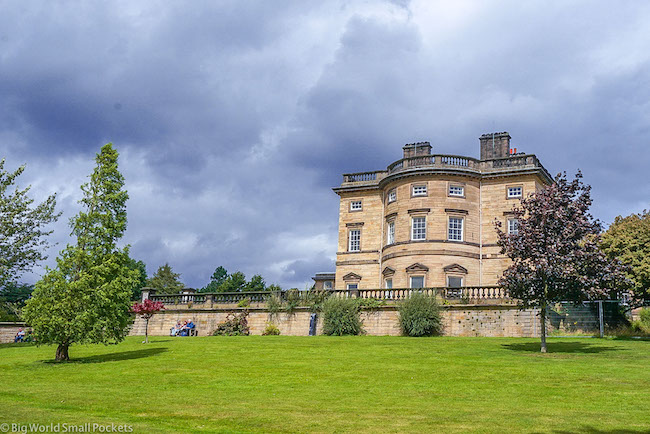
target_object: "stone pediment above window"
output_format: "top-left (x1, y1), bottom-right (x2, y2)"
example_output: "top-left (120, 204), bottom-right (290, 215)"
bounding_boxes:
top-left (405, 263), bottom-right (429, 273)
top-left (443, 264), bottom-right (468, 274)
top-left (382, 267), bottom-right (395, 277)
top-left (342, 272), bottom-right (362, 281)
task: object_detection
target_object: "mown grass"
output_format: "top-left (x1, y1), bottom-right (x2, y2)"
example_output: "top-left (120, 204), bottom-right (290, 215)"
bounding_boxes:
top-left (0, 336), bottom-right (648, 433)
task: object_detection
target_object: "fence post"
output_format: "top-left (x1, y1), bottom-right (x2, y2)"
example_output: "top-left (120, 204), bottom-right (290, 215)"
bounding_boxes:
top-left (598, 300), bottom-right (604, 338)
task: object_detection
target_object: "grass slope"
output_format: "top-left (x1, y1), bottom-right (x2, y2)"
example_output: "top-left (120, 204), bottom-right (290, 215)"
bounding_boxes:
top-left (0, 336), bottom-right (648, 433)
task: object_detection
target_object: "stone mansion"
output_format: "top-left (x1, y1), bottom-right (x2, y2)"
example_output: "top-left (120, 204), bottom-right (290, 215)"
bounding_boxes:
top-left (314, 132), bottom-right (552, 291)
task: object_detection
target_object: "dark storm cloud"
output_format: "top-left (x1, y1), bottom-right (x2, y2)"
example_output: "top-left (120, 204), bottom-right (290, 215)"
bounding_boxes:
top-left (1, 1), bottom-right (649, 288)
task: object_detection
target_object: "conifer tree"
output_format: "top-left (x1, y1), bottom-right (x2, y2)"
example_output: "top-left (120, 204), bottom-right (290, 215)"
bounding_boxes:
top-left (146, 263), bottom-right (184, 292)
top-left (23, 144), bottom-right (140, 361)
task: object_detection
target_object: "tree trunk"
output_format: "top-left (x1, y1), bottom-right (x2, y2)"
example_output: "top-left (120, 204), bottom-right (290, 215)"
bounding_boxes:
top-left (540, 302), bottom-right (547, 353)
top-left (56, 343), bottom-right (70, 362)
top-left (144, 317), bottom-right (149, 344)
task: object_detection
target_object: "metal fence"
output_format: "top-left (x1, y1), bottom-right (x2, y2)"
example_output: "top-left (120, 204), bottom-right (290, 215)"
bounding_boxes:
top-left (548, 301), bottom-right (628, 337)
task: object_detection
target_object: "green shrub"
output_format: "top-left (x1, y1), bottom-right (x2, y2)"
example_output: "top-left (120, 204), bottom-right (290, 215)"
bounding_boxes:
top-left (321, 297), bottom-right (363, 336)
top-left (237, 297), bottom-right (251, 308)
top-left (305, 290), bottom-right (330, 313)
top-left (284, 289), bottom-right (301, 315)
top-left (212, 312), bottom-right (250, 336)
top-left (266, 293), bottom-right (283, 321)
top-left (358, 297), bottom-right (386, 312)
top-left (639, 308), bottom-right (650, 329)
top-left (262, 322), bottom-right (281, 336)
top-left (398, 292), bottom-right (443, 337)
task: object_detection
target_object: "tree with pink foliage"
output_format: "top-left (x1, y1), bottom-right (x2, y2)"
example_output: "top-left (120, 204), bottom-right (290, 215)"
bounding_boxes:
top-left (132, 299), bottom-right (165, 343)
top-left (496, 172), bottom-right (628, 353)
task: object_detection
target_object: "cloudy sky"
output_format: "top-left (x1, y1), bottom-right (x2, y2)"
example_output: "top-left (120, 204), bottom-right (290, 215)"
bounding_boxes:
top-left (2, 1), bottom-right (649, 289)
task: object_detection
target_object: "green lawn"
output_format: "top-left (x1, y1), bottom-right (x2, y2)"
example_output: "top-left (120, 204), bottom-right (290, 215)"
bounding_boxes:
top-left (0, 336), bottom-right (648, 433)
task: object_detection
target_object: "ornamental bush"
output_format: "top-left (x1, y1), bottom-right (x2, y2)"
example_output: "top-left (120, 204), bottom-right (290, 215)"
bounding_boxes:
top-left (398, 292), bottom-right (443, 337)
top-left (262, 322), bottom-right (281, 335)
top-left (212, 312), bottom-right (250, 336)
top-left (321, 297), bottom-right (363, 336)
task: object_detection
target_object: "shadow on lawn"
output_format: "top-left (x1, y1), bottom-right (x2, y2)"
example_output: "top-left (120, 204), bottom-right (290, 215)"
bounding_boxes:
top-left (553, 427), bottom-right (649, 433)
top-left (43, 347), bottom-right (167, 364)
top-left (502, 342), bottom-right (621, 354)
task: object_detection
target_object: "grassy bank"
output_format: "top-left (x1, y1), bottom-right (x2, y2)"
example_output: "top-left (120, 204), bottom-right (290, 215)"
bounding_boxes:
top-left (0, 336), bottom-right (648, 432)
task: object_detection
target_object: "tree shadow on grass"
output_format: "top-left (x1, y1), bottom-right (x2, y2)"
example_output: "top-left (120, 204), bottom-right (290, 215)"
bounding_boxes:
top-left (553, 427), bottom-right (648, 433)
top-left (502, 342), bottom-right (621, 354)
top-left (42, 347), bottom-right (167, 364)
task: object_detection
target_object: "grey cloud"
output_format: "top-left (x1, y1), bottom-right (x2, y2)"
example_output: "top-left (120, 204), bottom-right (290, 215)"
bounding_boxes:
top-left (3, 1), bottom-right (650, 289)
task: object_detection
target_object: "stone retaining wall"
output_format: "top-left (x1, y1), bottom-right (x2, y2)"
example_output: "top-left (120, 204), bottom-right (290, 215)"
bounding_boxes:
top-left (130, 305), bottom-right (541, 337)
top-left (0, 322), bottom-right (27, 343)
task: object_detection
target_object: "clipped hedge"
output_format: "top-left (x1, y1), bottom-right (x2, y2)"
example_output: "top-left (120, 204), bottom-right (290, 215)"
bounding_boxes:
top-left (321, 297), bottom-right (363, 336)
top-left (398, 292), bottom-right (443, 337)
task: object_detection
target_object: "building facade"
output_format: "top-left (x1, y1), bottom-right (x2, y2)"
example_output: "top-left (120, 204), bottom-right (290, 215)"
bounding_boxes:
top-left (332, 132), bottom-right (552, 290)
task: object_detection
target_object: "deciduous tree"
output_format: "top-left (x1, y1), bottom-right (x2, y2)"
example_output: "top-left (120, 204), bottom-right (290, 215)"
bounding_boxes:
top-left (600, 210), bottom-right (650, 304)
top-left (496, 172), bottom-right (627, 353)
top-left (132, 299), bottom-right (164, 344)
top-left (0, 160), bottom-right (60, 287)
top-left (23, 144), bottom-right (140, 361)
top-left (125, 257), bottom-right (148, 300)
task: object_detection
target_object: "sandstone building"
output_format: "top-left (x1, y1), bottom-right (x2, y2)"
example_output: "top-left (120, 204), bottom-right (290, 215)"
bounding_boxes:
top-left (331, 132), bottom-right (552, 290)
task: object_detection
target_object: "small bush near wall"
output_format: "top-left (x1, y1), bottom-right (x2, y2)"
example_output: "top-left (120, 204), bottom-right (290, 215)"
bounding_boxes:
top-left (321, 297), bottom-right (363, 336)
top-left (640, 308), bottom-right (650, 329)
top-left (212, 312), bottom-right (250, 336)
top-left (262, 323), bottom-right (281, 335)
top-left (398, 292), bottom-right (443, 337)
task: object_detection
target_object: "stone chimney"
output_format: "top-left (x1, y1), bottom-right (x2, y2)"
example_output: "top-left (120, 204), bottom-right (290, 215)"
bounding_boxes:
top-left (479, 132), bottom-right (511, 160)
top-left (403, 141), bottom-right (432, 159)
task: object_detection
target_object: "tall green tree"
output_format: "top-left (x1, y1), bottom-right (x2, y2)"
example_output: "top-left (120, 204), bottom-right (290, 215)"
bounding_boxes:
top-left (199, 265), bottom-right (228, 293)
top-left (23, 144), bottom-right (140, 361)
top-left (496, 172), bottom-right (627, 353)
top-left (600, 210), bottom-right (650, 304)
top-left (0, 159), bottom-right (61, 287)
top-left (146, 263), bottom-right (184, 293)
top-left (246, 274), bottom-right (266, 292)
top-left (126, 257), bottom-right (148, 300)
top-left (219, 271), bottom-right (247, 292)
top-left (0, 282), bottom-right (33, 321)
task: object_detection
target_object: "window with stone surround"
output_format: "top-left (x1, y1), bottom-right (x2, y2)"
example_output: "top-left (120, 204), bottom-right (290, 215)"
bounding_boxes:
top-left (350, 200), bottom-right (362, 211)
top-left (507, 186), bottom-right (523, 199)
top-left (412, 184), bottom-right (427, 197)
top-left (508, 218), bottom-right (519, 235)
top-left (448, 217), bottom-right (463, 241)
top-left (323, 281), bottom-right (333, 290)
top-left (410, 276), bottom-right (425, 288)
top-left (346, 283), bottom-right (358, 290)
top-left (385, 278), bottom-right (393, 289)
top-left (449, 184), bottom-right (465, 197)
top-left (387, 189), bottom-right (396, 203)
top-left (387, 220), bottom-right (395, 245)
top-left (447, 276), bottom-right (463, 288)
top-left (411, 216), bottom-right (426, 240)
top-left (348, 229), bottom-right (360, 252)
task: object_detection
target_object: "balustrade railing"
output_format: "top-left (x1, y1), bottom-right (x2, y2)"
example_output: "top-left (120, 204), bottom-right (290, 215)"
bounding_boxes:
top-left (342, 171), bottom-right (387, 183)
top-left (491, 155), bottom-right (530, 168)
top-left (386, 155), bottom-right (478, 175)
top-left (148, 286), bottom-right (508, 306)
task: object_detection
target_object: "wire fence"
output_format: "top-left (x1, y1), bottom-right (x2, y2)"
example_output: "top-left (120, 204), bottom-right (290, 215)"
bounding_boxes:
top-left (548, 301), bottom-right (628, 337)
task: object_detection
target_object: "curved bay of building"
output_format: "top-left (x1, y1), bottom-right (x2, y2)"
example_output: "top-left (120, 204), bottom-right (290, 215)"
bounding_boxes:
top-left (330, 133), bottom-right (551, 290)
